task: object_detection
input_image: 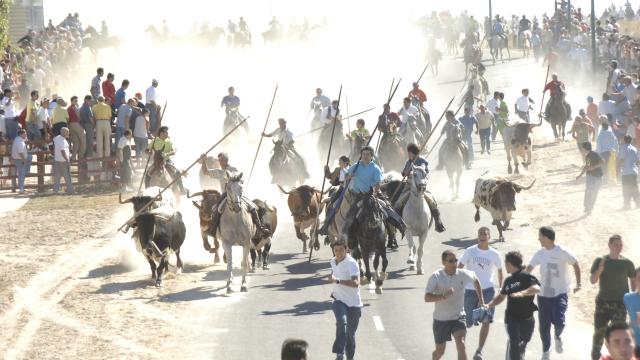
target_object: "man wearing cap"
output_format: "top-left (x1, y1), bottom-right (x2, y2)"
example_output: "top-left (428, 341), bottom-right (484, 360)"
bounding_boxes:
top-left (92, 95), bottom-right (113, 159)
top-left (199, 151), bottom-right (271, 238)
top-left (146, 125), bottom-right (186, 194)
top-left (262, 118), bottom-right (310, 180)
top-left (146, 79), bottom-right (160, 133)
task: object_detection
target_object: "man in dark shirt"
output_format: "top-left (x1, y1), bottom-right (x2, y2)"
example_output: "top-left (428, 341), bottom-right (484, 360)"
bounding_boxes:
top-left (577, 141), bottom-right (604, 215)
top-left (485, 251), bottom-right (540, 360)
top-left (590, 235), bottom-right (636, 360)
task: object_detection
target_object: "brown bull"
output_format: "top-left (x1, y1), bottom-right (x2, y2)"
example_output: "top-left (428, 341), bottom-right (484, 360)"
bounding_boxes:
top-left (503, 119), bottom-right (541, 174)
top-left (278, 184), bottom-right (326, 253)
top-left (250, 199), bottom-right (277, 271)
top-left (472, 176), bottom-right (536, 241)
top-left (187, 189), bottom-right (223, 263)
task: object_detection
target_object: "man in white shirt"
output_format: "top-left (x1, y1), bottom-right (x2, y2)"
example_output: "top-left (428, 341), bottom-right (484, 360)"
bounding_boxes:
top-left (458, 227), bottom-right (503, 360)
top-left (53, 127), bottom-right (74, 194)
top-left (11, 129), bottom-right (30, 194)
top-left (145, 79), bottom-right (160, 133)
top-left (397, 97), bottom-right (420, 127)
top-left (262, 118), bottom-right (310, 180)
top-left (327, 240), bottom-right (362, 360)
top-left (425, 250), bottom-right (484, 360)
top-left (486, 92), bottom-right (500, 141)
top-left (526, 226), bottom-right (581, 359)
top-left (514, 88), bottom-right (534, 123)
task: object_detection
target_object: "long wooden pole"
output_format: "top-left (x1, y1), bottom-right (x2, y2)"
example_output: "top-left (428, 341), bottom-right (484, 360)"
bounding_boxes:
top-left (308, 84), bottom-right (342, 261)
top-left (118, 116), bottom-right (249, 232)
top-left (538, 64), bottom-right (551, 119)
top-left (137, 102), bottom-right (168, 193)
top-left (415, 63), bottom-right (430, 85)
top-left (295, 106), bottom-right (376, 138)
top-left (247, 84), bottom-right (279, 189)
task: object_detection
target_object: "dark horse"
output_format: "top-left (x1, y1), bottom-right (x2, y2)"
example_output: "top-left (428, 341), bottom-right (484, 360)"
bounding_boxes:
top-left (348, 189), bottom-right (388, 294)
top-left (547, 90), bottom-right (571, 142)
top-left (318, 119), bottom-right (349, 165)
top-left (269, 140), bottom-right (308, 187)
top-left (83, 25), bottom-right (122, 58)
top-left (378, 123), bottom-right (405, 173)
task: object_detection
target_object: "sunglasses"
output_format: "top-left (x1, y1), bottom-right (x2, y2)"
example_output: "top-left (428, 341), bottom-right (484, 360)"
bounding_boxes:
top-left (446, 258), bottom-right (458, 264)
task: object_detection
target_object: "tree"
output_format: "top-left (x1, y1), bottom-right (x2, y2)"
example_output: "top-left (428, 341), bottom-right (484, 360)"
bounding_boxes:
top-left (0, 0), bottom-right (11, 49)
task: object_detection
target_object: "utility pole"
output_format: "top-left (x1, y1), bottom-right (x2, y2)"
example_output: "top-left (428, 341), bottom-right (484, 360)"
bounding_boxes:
top-left (567, 0), bottom-right (572, 33)
top-left (591, 0), bottom-right (596, 73)
top-left (489, 0), bottom-right (493, 38)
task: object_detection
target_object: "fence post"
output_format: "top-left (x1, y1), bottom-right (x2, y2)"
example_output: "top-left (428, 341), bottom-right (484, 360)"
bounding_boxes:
top-left (37, 151), bottom-right (45, 193)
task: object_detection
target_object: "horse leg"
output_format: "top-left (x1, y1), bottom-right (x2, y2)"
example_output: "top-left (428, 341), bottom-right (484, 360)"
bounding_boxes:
top-left (373, 252), bottom-right (381, 293)
top-left (155, 255), bottom-right (167, 287)
top-left (213, 237), bottom-right (222, 264)
top-left (223, 242), bottom-right (234, 294)
top-left (250, 248), bottom-right (257, 273)
top-left (416, 232), bottom-right (427, 275)
top-left (406, 230), bottom-right (415, 268)
top-left (240, 245), bottom-right (249, 292)
top-left (507, 149), bottom-right (513, 174)
top-left (262, 243), bottom-right (271, 270)
top-left (362, 248), bottom-right (372, 285)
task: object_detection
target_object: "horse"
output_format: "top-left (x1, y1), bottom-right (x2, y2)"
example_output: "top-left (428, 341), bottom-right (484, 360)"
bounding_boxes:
top-left (402, 165), bottom-right (432, 275)
top-left (350, 189), bottom-right (388, 294)
top-left (324, 188), bottom-right (357, 248)
top-left (401, 118), bottom-right (426, 153)
top-left (520, 30), bottom-right (532, 57)
top-left (378, 123), bottom-right (405, 173)
top-left (443, 25), bottom-right (459, 55)
top-left (489, 35), bottom-right (511, 63)
top-left (462, 37), bottom-right (482, 74)
top-left (202, 26), bottom-right (226, 47)
top-left (262, 27), bottom-right (283, 44)
top-left (349, 133), bottom-right (368, 163)
top-left (82, 25), bottom-right (122, 58)
top-left (547, 93), bottom-right (571, 142)
top-left (269, 140), bottom-right (307, 188)
top-left (426, 47), bottom-right (442, 76)
top-left (218, 172), bottom-right (254, 294)
top-left (223, 106), bottom-right (248, 138)
top-left (147, 150), bottom-right (181, 200)
top-left (442, 135), bottom-right (465, 200)
top-left (317, 119), bottom-right (349, 165)
top-left (234, 30), bottom-right (252, 47)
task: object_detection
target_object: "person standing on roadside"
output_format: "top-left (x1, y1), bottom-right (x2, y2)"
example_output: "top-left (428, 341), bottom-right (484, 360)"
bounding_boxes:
top-left (526, 226), bottom-right (581, 360)
top-left (485, 251), bottom-right (540, 360)
top-left (328, 240), bottom-right (362, 360)
top-left (425, 250), bottom-right (485, 360)
top-left (458, 227), bottom-right (503, 360)
top-left (590, 235), bottom-right (636, 360)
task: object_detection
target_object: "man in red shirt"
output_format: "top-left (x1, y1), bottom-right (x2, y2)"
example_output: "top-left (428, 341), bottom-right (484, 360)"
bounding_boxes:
top-left (67, 95), bottom-right (86, 160)
top-left (543, 73), bottom-right (565, 118)
top-left (102, 72), bottom-right (116, 108)
top-left (409, 82), bottom-right (427, 103)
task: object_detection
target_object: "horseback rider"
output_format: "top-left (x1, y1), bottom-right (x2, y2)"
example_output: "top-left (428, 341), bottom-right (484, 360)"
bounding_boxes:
top-left (221, 86), bottom-right (245, 130)
top-left (437, 110), bottom-right (470, 169)
top-left (395, 143), bottom-right (446, 232)
top-left (145, 126), bottom-right (187, 195)
top-left (323, 155), bottom-right (351, 215)
top-left (227, 19), bottom-right (238, 35)
top-left (324, 100), bottom-right (341, 124)
top-left (310, 88), bottom-right (331, 110)
top-left (199, 152), bottom-right (271, 238)
top-left (318, 146), bottom-right (406, 253)
top-left (492, 15), bottom-right (507, 44)
top-left (543, 73), bottom-right (566, 118)
top-left (398, 97), bottom-right (420, 133)
top-left (262, 118), bottom-right (310, 179)
top-left (239, 17), bottom-right (249, 32)
top-left (100, 20), bottom-right (109, 39)
top-left (377, 103), bottom-right (401, 143)
top-left (268, 16), bottom-right (281, 32)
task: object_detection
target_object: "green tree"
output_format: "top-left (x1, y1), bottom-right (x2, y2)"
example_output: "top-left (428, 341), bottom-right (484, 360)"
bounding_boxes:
top-left (0, 0), bottom-right (11, 49)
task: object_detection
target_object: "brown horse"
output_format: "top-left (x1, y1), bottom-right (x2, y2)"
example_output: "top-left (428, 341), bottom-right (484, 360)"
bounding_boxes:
top-left (378, 123), bottom-right (405, 173)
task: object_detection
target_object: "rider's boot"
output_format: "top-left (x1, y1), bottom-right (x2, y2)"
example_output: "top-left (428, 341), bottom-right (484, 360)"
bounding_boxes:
top-left (210, 210), bottom-right (221, 238)
top-left (250, 207), bottom-right (272, 238)
top-left (425, 193), bottom-right (446, 233)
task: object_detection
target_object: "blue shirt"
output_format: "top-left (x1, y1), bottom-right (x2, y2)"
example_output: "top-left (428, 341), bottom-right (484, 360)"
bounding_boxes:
top-left (459, 115), bottom-right (477, 137)
top-left (116, 104), bottom-right (132, 128)
top-left (624, 292), bottom-right (640, 346)
top-left (403, 157), bottom-right (428, 175)
top-left (348, 160), bottom-right (383, 193)
top-left (114, 88), bottom-right (126, 109)
top-left (619, 143), bottom-right (639, 176)
top-left (596, 129), bottom-right (618, 154)
top-left (221, 95), bottom-right (240, 108)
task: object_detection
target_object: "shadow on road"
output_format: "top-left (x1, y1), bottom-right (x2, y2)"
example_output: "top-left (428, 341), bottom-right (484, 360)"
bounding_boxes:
top-left (96, 279), bottom-right (150, 294)
top-left (286, 259), bottom-right (330, 275)
top-left (260, 275), bottom-right (326, 291)
top-left (442, 237), bottom-right (476, 249)
top-left (84, 263), bottom-right (132, 279)
top-left (261, 300), bottom-right (334, 316)
top-left (157, 285), bottom-right (226, 302)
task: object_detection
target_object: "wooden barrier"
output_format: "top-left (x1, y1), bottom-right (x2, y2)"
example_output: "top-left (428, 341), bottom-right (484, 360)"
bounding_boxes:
top-left (0, 139), bottom-right (145, 193)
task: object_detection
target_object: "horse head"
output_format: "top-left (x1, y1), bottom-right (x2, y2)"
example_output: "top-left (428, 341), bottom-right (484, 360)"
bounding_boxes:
top-left (410, 165), bottom-right (428, 193)
top-left (225, 172), bottom-right (244, 212)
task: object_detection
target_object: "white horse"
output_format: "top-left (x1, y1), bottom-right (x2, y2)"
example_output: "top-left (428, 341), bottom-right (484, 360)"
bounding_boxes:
top-left (401, 165), bottom-right (433, 274)
top-left (218, 172), bottom-right (255, 294)
top-left (324, 188), bottom-right (357, 245)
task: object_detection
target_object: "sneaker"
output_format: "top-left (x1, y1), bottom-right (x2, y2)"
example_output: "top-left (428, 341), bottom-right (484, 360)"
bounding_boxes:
top-left (335, 355), bottom-right (344, 360)
top-left (554, 337), bottom-right (563, 354)
top-left (541, 350), bottom-right (551, 360)
top-left (473, 350), bottom-right (483, 360)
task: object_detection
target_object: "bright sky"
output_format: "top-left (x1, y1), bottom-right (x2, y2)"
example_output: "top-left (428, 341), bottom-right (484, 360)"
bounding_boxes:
top-left (43, 0), bottom-right (635, 35)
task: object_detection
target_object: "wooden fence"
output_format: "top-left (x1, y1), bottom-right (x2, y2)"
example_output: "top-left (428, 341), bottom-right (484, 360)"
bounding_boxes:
top-left (0, 139), bottom-right (146, 193)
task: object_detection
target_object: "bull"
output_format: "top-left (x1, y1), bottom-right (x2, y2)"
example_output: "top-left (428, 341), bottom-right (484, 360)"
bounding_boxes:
top-left (119, 191), bottom-right (186, 287)
top-left (472, 176), bottom-right (536, 242)
top-left (502, 119), bottom-right (541, 174)
top-left (277, 184), bottom-right (326, 253)
top-left (187, 189), bottom-right (223, 263)
top-left (250, 199), bottom-right (277, 271)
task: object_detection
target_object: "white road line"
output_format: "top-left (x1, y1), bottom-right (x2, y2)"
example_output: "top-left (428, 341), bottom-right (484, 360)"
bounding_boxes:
top-left (372, 315), bottom-right (385, 331)
top-left (368, 281), bottom-right (375, 294)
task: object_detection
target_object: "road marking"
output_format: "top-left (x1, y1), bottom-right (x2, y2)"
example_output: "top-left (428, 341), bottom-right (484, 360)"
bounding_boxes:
top-left (368, 281), bottom-right (375, 294)
top-left (372, 315), bottom-right (385, 331)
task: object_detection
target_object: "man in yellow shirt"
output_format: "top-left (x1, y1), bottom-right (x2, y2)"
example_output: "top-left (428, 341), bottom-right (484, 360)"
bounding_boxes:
top-left (145, 126), bottom-right (185, 194)
top-left (92, 95), bottom-right (112, 159)
top-left (51, 97), bottom-right (69, 136)
top-left (25, 90), bottom-right (41, 140)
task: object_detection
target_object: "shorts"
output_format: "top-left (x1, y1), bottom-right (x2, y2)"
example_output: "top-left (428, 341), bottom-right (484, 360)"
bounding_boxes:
top-left (464, 288), bottom-right (495, 327)
top-left (433, 318), bottom-right (466, 344)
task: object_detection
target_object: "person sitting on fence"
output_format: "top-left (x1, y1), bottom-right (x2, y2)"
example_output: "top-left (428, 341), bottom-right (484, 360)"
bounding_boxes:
top-left (53, 127), bottom-right (74, 195)
top-left (116, 129), bottom-right (133, 192)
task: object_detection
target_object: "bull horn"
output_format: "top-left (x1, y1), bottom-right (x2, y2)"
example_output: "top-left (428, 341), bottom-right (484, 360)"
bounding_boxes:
top-left (119, 193), bottom-right (133, 204)
top-left (515, 178), bottom-right (536, 191)
top-left (277, 184), bottom-right (291, 194)
top-left (187, 190), bottom-right (203, 198)
top-left (192, 200), bottom-right (202, 210)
